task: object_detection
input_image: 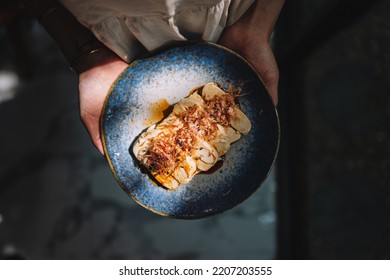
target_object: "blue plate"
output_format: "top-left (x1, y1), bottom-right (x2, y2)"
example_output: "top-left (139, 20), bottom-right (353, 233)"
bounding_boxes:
top-left (101, 42), bottom-right (280, 219)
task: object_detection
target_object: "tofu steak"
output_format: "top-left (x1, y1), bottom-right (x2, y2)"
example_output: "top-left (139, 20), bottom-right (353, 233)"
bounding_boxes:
top-left (132, 83), bottom-right (251, 189)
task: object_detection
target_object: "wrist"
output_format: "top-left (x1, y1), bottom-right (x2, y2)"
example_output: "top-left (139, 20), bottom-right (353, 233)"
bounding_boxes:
top-left (71, 47), bottom-right (120, 75)
top-left (227, 20), bottom-right (271, 43)
top-left (229, 0), bottom-right (285, 42)
top-left (78, 56), bottom-right (128, 84)
top-left (221, 22), bottom-right (271, 56)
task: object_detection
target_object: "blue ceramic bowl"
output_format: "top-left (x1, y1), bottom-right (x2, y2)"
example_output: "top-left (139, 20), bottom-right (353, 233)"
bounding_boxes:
top-left (101, 42), bottom-right (279, 219)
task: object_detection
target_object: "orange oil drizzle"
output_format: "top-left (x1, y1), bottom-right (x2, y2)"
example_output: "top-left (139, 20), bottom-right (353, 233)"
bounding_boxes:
top-left (144, 99), bottom-right (171, 126)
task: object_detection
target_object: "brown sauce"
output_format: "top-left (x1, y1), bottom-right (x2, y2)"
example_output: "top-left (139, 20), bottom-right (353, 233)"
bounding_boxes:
top-left (162, 104), bottom-right (174, 119)
top-left (145, 99), bottom-right (171, 126)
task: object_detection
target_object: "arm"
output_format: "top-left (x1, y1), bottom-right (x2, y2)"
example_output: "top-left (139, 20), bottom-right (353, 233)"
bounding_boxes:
top-left (218, 0), bottom-right (285, 106)
top-left (21, 0), bottom-right (128, 154)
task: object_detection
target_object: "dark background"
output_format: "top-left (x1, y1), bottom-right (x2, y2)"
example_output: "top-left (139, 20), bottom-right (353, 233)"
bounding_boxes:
top-left (0, 0), bottom-right (389, 259)
top-left (276, 0), bottom-right (390, 259)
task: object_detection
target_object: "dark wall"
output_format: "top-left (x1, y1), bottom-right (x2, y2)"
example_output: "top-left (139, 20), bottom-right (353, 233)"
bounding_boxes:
top-left (276, 0), bottom-right (390, 259)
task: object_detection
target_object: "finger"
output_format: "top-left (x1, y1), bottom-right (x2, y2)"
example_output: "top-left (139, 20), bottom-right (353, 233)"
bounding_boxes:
top-left (87, 127), bottom-right (105, 155)
top-left (254, 67), bottom-right (279, 107)
top-left (93, 135), bottom-right (105, 155)
top-left (87, 125), bottom-right (104, 155)
top-left (81, 112), bottom-right (105, 155)
top-left (265, 79), bottom-right (279, 106)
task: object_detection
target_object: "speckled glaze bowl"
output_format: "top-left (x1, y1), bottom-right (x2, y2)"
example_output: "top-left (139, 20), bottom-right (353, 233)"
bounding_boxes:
top-left (101, 42), bottom-right (279, 219)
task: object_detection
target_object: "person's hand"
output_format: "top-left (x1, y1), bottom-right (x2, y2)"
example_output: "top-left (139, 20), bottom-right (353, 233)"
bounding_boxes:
top-left (78, 57), bottom-right (128, 154)
top-left (217, 20), bottom-right (280, 106)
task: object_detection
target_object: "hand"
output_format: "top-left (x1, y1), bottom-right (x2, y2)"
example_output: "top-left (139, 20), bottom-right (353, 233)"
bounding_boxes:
top-left (78, 57), bottom-right (128, 154)
top-left (217, 21), bottom-right (280, 106)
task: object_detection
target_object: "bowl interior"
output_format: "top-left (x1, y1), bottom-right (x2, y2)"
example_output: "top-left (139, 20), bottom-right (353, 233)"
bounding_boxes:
top-left (101, 42), bottom-right (280, 219)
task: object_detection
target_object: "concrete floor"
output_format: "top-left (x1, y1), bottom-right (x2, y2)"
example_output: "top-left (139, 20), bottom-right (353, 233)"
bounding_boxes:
top-left (0, 19), bottom-right (277, 259)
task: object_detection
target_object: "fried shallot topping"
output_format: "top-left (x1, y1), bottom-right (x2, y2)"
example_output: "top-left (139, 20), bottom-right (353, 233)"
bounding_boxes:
top-left (142, 88), bottom-right (238, 175)
top-left (206, 93), bottom-right (236, 126)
